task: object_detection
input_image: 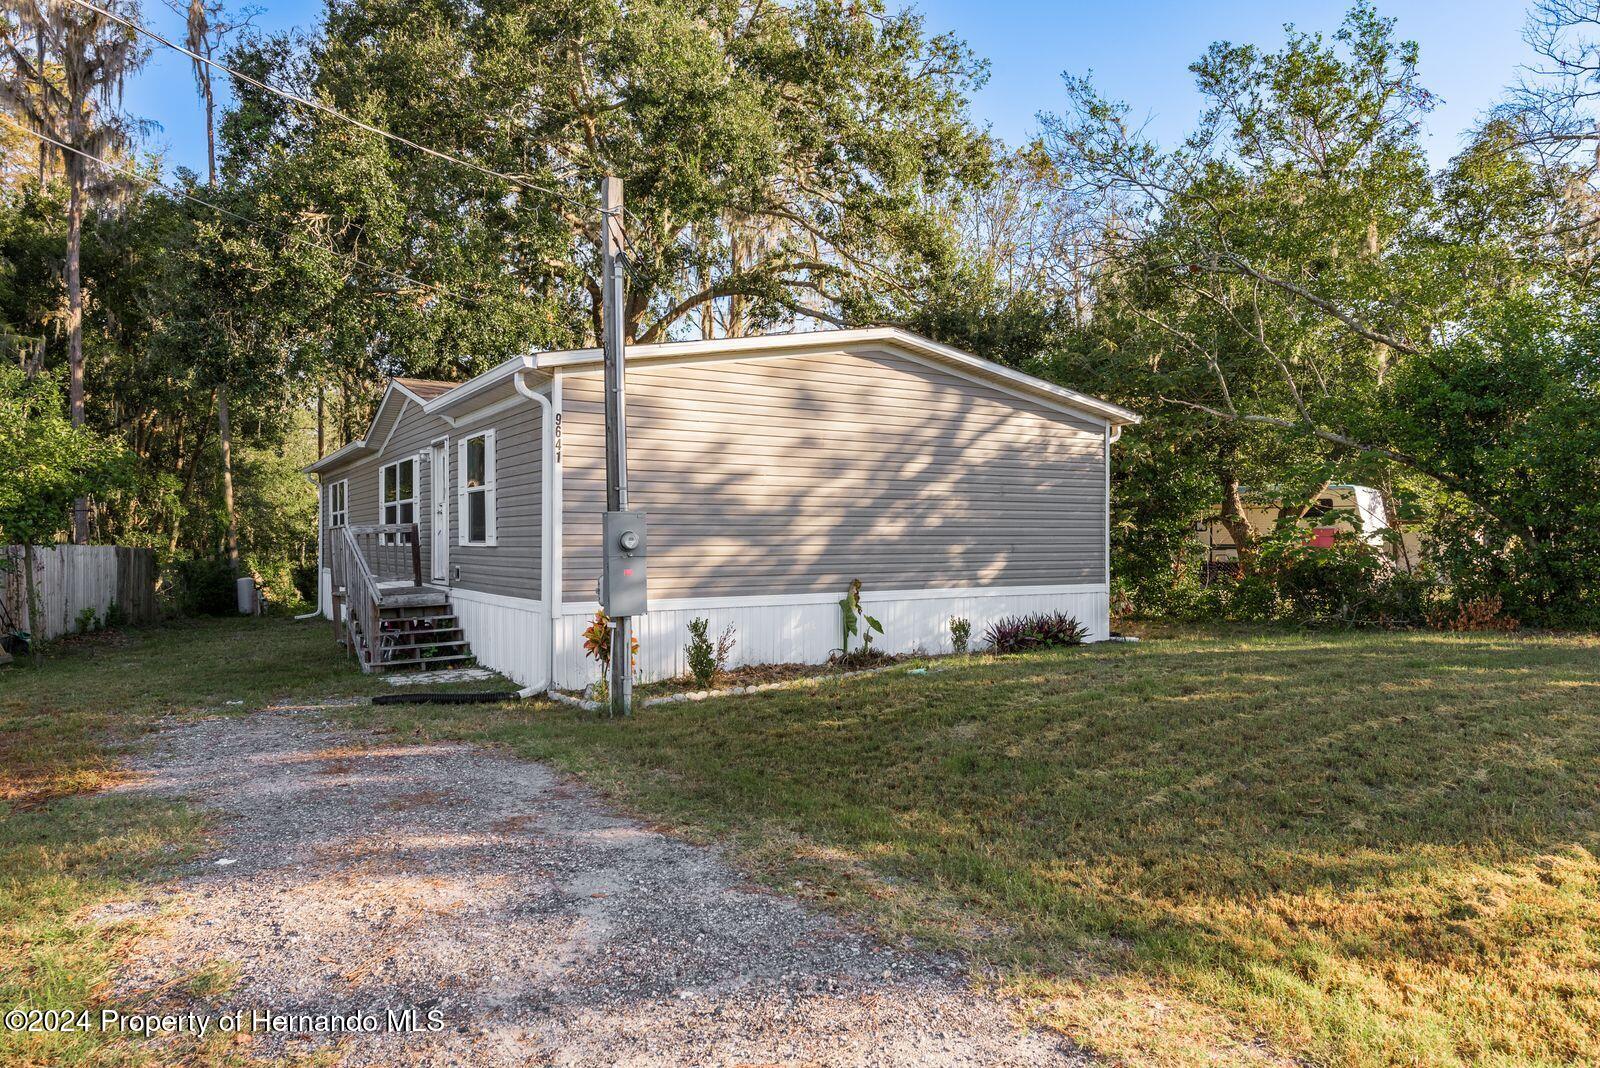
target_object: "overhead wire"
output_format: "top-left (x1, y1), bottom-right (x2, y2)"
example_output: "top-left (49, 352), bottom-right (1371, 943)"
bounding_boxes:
top-left (66, 0), bottom-right (600, 222)
top-left (3, 116), bottom-right (486, 309)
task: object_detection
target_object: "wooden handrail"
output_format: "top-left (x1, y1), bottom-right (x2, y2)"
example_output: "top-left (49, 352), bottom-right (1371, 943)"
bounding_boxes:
top-left (334, 523), bottom-right (420, 671)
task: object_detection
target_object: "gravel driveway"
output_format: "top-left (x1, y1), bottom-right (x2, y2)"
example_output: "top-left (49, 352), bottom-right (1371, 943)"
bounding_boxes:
top-left (108, 708), bottom-right (1088, 1066)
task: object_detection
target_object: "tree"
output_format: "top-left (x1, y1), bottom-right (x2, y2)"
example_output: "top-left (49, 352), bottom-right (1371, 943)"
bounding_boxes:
top-left (223, 0), bottom-right (991, 400)
top-left (1040, 5), bottom-right (1442, 555)
top-left (0, 0), bottom-right (146, 542)
top-left (1027, 3), bottom-right (1600, 621)
top-left (171, 0), bottom-right (251, 573)
top-left (0, 363), bottom-right (128, 651)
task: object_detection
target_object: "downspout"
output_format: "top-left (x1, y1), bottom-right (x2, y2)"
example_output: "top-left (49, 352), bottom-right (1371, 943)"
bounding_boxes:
top-left (294, 474), bottom-right (324, 620)
top-left (512, 370), bottom-right (555, 698)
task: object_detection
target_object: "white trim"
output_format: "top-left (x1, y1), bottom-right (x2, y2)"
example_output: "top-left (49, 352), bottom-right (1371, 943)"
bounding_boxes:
top-left (303, 438), bottom-right (369, 475)
top-left (439, 392), bottom-right (524, 429)
top-left (457, 428), bottom-right (498, 546)
top-left (391, 380), bottom-right (430, 405)
top-left (444, 585), bottom-right (545, 612)
top-left (374, 398), bottom-right (416, 455)
top-left (421, 354), bottom-right (537, 415)
top-left (378, 455), bottom-right (418, 533)
top-left (558, 582), bottom-right (1109, 617)
top-left (553, 341), bottom-right (1117, 428)
top-left (510, 369), bottom-right (557, 689)
top-left (429, 439), bottom-right (450, 582)
top-left (874, 346), bottom-right (1113, 428)
top-left (1104, 424), bottom-right (1112, 591)
top-left (324, 478), bottom-right (348, 529)
top-left (551, 373), bottom-right (564, 617)
top-left (305, 328), bottom-right (1137, 479)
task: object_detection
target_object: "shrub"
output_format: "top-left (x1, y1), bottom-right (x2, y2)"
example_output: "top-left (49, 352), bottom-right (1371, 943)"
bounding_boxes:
top-left (685, 617), bottom-right (717, 688)
top-left (102, 600), bottom-right (126, 629)
top-left (75, 606), bottom-right (98, 634)
top-left (714, 623), bottom-right (737, 674)
top-left (949, 616), bottom-right (971, 654)
top-left (1428, 594), bottom-right (1520, 632)
top-left (984, 612), bottom-right (1088, 654)
top-left (171, 556), bottom-right (238, 616)
top-left (582, 610), bottom-right (612, 666)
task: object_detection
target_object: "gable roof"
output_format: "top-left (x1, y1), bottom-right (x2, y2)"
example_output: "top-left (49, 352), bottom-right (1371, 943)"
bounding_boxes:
top-left (393, 377), bottom-right (456, 402)
top-left (304, 327), bottom-right (1139, 475)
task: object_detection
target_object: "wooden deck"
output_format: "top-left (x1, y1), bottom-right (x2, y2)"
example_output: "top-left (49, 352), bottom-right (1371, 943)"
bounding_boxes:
top-left (375, 585), bottom-right (450, 609)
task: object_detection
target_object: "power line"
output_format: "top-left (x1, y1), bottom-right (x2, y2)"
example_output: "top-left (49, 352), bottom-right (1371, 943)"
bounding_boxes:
top-left (3, 116), bottom-right (485, 309)
top-left (65, 0), bottom-right (599, 221)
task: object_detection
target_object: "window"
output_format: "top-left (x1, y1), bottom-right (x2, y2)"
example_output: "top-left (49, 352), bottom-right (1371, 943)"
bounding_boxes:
top-left (458, 430), bottom-right (496, 546)
top-left (326, 480), bottom-right (347, 528)
top-left (380, 457), bottom-right (417, 541)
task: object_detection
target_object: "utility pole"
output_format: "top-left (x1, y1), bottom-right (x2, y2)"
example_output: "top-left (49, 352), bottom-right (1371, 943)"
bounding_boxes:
top-left (601, 176), bottom-right (633, 715)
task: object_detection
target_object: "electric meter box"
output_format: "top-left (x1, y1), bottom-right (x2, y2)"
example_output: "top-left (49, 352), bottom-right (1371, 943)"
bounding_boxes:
top-left (601, 510), bottom-right (649, 617)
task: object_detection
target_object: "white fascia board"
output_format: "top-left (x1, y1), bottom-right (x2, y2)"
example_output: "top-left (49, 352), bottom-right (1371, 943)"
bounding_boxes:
top-left (391, 380), bottom-right (429, 405)
top-left (422, 354), bottom-right (540, 417)
top-left (302, 438), bottom-right (371, 475)
top-left (532, 327), bottom-right (1141, 426)
top-left (885, 331), bottom-right (1142, 426)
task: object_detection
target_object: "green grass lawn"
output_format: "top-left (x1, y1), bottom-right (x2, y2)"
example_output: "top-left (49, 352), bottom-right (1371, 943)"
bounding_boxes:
top-left (5, 619), bottom-right (1598, 1066)
top-left (0, 617), bottom-right (408, 1067)
top-left (341, 626), bottom-right (1600, 1068)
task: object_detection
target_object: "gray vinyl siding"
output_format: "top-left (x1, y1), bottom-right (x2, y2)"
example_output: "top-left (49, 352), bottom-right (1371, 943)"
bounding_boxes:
top-left (447, 406), bottom-right (543, 599)
top-left (559, 348), bottom-right (1108, 601)
top-left (316, 398), bottom-right (542, 600)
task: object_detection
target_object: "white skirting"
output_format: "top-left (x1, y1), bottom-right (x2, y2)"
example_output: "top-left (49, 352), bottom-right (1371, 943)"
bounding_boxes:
top-left (318, 567), bottom-right (333, 621)
top-left (551, 583), bottom-right (1110, 689)
top-left (447, 586), bottom-right (550, 689)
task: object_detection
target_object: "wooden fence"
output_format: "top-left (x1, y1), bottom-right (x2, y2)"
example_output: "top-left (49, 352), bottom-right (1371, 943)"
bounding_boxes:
top-left (2, 545), bottom-right (160, 641)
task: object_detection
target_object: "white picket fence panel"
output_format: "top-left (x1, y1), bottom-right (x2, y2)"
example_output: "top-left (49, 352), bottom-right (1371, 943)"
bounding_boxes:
top-left (2, 545), bottom-right (157, 641)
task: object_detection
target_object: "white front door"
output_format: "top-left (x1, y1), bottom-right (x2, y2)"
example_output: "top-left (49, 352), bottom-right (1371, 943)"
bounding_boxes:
top-left (430, 440), bottom-right (449, 581)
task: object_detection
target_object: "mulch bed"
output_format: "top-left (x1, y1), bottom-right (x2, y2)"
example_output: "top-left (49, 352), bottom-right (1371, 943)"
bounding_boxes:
top-left (636, 653), bottom-right (903, 698)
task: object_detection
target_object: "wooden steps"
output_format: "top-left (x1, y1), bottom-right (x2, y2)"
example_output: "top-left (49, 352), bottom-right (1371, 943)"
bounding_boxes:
top-left (361, 608), bottom-right (476, 673)
top-left (332, 525), bottom-right (477, 674)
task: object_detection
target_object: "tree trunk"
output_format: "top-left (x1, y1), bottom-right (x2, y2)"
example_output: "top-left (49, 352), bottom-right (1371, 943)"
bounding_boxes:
top-left (168, 395), bottom-right (215, 555)
top-left (1217, 460), bottom-right (1258, 568)
top-left (1275, 477), bottom-right (1334, 534)
top-left (67, 155), bottom-right (89, 544)
top-left (35, 27), bottom-right (47, 189)
top-left (217, 384), bottom-right (240, 573)
top-left (1379, 478), bottom-right (1412, 572)
top-left (22, 543), bottom-right (40, 666)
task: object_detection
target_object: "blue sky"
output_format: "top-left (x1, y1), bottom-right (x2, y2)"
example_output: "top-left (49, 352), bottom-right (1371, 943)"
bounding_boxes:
top-left (127, 0), bottom-right (1538, 175)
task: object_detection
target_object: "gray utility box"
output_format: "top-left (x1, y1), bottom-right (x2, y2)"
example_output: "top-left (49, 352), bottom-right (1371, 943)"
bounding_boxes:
top-left (601, 510), bottom-right (649, 617)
